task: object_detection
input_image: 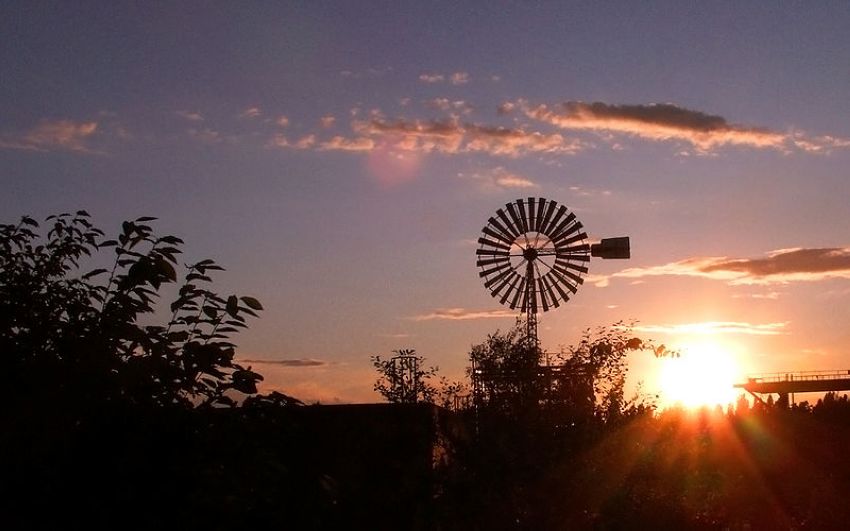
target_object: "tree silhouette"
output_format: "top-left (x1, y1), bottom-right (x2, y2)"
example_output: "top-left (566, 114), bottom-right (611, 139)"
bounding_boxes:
top-left (1, 212), bottom-right (264, 409)
top-left (469, 320), bottom-right (656, 421)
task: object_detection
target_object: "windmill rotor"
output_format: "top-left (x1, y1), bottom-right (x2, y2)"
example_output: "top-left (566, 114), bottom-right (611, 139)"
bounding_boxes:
top-left (477, 198), bottom-right (590, 316)
top-left (476, 197), bottom-right (629, 345)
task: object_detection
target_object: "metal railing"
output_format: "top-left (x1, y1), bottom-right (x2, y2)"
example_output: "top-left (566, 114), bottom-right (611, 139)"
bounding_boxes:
top-left (741, 369), bottom-right (850, 384)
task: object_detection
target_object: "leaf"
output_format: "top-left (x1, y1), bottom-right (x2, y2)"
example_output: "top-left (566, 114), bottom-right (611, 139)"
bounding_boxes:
top-left (155, 256), bottom-right (177, 281)
top-left (226, 295), bottom-right (238, 317)
top-left (135, 216), bottom-right (158, 222)
top-left (82, 268), bottom-right (108, 280)
top-left (203, 307), bottom-right (218, 319)
top-left (240, 296), bottom-right (263, 311)
top-left (76, 210), bottom-right (90, 217)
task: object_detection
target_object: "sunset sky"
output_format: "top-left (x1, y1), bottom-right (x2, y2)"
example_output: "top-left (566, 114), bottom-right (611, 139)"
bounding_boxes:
top-left (3, 2), bottom-right (850, 404)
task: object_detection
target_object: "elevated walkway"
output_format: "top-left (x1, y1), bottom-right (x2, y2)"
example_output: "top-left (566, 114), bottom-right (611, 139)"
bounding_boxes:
top-left (735, 370), bottom-right (850, 401)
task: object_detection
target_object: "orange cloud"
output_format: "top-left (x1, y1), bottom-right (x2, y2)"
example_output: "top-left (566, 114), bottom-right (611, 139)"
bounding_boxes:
top-left (238, 358), bottom-right (329, 367)
top-left (522, 101), bottom-right (787, 152)
top-left (319, 136), bottom-right (375, 152)
top-left (0, 119), bottom-right (100, 153)
top-left (450, 72), bottom-right (470, 85)
top-left (457, 166), bottom-right (538, 191)
top-left (350, 117), bottom-right (584, 157)
top-left (598, 247), bottom-right (850, 286)
top-left (627, 321), bottom-right (789, 336)
top-left (411, 307), bottom-right (516, 321)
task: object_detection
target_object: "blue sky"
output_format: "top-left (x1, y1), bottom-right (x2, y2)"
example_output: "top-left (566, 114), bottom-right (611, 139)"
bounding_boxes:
top-left (3, 2), bottom-right (850, 403)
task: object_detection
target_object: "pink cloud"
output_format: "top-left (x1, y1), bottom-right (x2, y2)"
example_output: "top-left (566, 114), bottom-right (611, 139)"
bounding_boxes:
top-left (522, 101), bottom-right (788, 152)
top-left (0, 119), bottom-right (100, 153)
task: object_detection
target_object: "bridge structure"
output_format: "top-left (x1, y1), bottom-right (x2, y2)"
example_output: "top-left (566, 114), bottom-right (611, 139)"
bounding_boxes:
top-left (735, 370), bottom-right (850, 405)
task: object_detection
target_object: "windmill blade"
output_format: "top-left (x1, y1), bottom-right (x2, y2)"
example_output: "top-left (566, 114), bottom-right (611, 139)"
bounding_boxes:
top-left (477, 236), bottom-right (511, 251)
top-left (538, 197), bottom-right (557, 234)
top-left (477, 256), bottom-right (510, 268)
top-left (482, 226), bottom-right (514, 247)
top-left (489, 216), bottom-right (516, 242)
top-left (552, 265), bottom-right (584, 291)
top-left (505, 203), bottom-right (524, 236)
top-left (476, 248), bottom-right (510, 257)
top-left (549, 212), bottom-right (577, 240)
top-left (510, 277), bottom-right (526, 309)
top-left (516, 199), bottom-right (529, 233)
top-left (541, 274), bottom-right (560, 308)
top-left (484, 267), bottom-right (513, 289)
top-left (546, 271), bottom-right (574, 301)
top-left (500, 273), bottom-right (521, 305)
top-left (551, 220), bottom-right (583, 243)
top-left (553, 258), bottom-right (589, 275)
top-left (555, 231), bottom-right (587, 247)
top-left (543, 205), bottom-right (567, 236)
top-left (479, 261), bottom-right (511, 278)
top-left (538, 198), bottom-right (555, 233)
top-left (555, 252), bottom-right (590, 263)
top-left (537, 277), bottom-right (550, 312)
top-left (491, 272), bottom-right (516, 298)
top-left (527, 197), bottom-right (538, 232)
top-left (496, 208), bottom-right (519, 238)
top-left (556, 243), bottom-right (591, 255)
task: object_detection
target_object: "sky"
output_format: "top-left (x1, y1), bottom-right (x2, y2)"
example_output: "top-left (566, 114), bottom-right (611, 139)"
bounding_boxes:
top-left (3, 2), bottom-right (850, 405)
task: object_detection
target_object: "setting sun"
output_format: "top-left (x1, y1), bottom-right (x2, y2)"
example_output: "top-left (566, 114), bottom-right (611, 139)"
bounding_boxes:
top-left (658, 342), bottom-right (742, 409)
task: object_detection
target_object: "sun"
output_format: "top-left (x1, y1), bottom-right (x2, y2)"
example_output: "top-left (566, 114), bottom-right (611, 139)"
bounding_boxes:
top-left (657, 341), bottom-right (741, 410)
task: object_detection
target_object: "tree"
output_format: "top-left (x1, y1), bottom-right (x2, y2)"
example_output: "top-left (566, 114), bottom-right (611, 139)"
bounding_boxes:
top-left (0, 212), bottom-right (264, 409)
top-left (371, 349), bottom-right (438, 404)
top-left (371, 348), bottom-right (467, 407)
top-left (468, 320), bottom-right (658, 421)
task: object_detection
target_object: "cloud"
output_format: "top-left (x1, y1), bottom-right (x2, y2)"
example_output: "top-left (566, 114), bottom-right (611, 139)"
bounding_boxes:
top-left (269, 116), bottom-right (584, 158)
top-left (497, 101), bottom-right (516, 115)
top-left (522, 101), bottom-right (789, 152)
top-left (320, 115), bottom-right (336, 128)
top-left (411, 307), bottom-right (517, 321)
top-left (239, 107), bottom-right (262, 119)
top-left (450, 72), bottom-right (470, 85)
top-left (350, 117), bottom-right (585, 157)
top-left (176, 110), bottom-right (204, 122)
top-left (276, 116), bottom-right (289, 127)
top-left (598, 247), bottom-right (850, 286)
top-left (318, 136), bottom-right (375, 151)
top-left (0, 119), bottom-right (100, 153)
top-left (568, 185), bottom-right (612, 198)
top-left (419, 73), bottom-right (444, 83)
top-left (188, 128), bottom-right (224, 144)
top-left (426, 98), bottom-right (473, 114)
top-left (457, 166), bottom-right (538, 191)
top-left (418, 71), bottom-right (470, 85)
top-left (627, 321), bottom-right (789, 336)
top-left (238, 358), bottom-right (329, 367)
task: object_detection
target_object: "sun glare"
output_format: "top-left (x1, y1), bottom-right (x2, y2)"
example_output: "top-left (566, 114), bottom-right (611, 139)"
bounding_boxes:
top-left (658, 342), bottom-right (741, 410)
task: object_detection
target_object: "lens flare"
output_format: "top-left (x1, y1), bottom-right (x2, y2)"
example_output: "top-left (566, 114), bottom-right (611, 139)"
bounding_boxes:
top-left (658, 341), bottom-right (741, 409)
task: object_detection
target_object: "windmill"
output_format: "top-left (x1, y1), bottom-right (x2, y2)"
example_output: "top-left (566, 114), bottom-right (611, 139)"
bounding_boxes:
top-left (476, 197), bottom-right (630, 346)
